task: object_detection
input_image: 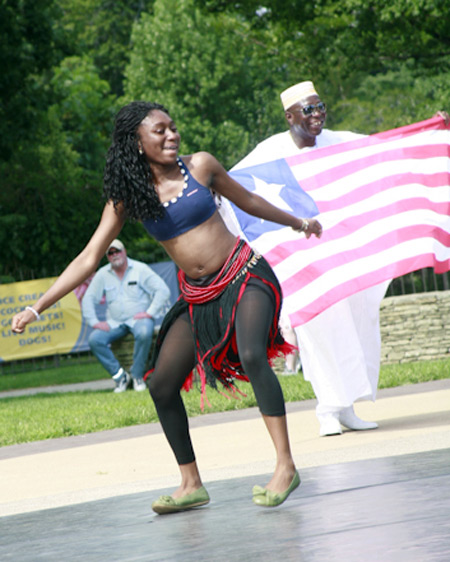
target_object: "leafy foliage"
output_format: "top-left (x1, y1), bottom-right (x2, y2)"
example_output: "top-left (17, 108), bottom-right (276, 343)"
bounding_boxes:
top-left (194, 0), bottom-right (450, 133)
top-left (0, 54), bottom-right (118, 279)
top-left (56, 0), bottom-right (157, 96)
top-left (332, 68), bottom-right (450, 134)
top-left (124, 0), bottom-right (292, 168)
top-left (0, 0), bottom-right (63, 159)
top-left (50, 55), bottom-right (117, 180)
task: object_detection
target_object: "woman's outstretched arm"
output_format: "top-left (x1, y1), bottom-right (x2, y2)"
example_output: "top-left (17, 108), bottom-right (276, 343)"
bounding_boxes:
top-left (12, 201), bottom-right (126, 333)
top-left (195, 152), bottom-right (322, 239)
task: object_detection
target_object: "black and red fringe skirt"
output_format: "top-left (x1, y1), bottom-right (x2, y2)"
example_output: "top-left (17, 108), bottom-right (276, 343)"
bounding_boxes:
top-left (145, 238), bottom-right (295, 405)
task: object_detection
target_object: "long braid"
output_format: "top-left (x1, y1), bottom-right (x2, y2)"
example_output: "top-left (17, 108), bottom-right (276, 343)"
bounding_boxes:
top-left (103, 101), bottom-right (169, 221)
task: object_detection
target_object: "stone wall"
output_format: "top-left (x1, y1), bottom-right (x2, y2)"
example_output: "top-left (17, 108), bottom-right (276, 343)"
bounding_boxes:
top-left (380, 291), bottom-right (450, 364)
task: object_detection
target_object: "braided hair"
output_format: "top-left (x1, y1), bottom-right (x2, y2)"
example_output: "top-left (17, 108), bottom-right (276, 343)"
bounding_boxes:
top-left (103, 101), bottom-right (169, 221)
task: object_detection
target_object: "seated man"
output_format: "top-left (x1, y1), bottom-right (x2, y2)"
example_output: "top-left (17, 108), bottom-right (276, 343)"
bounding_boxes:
top-left (82, 239), bottom-right (171, 392)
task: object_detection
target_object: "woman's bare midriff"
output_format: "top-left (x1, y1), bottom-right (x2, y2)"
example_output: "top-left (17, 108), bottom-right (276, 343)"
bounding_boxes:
top-left (160, 211), bottom-right (239, 279)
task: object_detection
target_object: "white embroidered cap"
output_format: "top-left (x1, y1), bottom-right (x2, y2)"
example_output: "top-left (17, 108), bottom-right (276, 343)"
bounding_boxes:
top-left (280, 81), bottom-right (319, 110)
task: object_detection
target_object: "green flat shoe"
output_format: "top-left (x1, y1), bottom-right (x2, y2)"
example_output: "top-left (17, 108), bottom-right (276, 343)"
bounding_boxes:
top-left (152, 485), bottom-right (210, 515)
top-left (252, 471), bottom-right (300, 507)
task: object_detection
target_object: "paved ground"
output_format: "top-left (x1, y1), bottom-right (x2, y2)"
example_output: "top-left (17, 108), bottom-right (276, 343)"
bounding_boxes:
top-left (0, 378), bottom-right (449, 561)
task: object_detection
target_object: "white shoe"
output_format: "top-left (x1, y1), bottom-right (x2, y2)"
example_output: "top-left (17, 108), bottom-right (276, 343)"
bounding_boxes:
top-left (338, 406), bottom-right (378, 431)
top-left (113, 369), bottom-right (130, 393)
top-left (319, 414), bottom-right (343, 437)
top-left (132, 377), bottom-right (147, 392)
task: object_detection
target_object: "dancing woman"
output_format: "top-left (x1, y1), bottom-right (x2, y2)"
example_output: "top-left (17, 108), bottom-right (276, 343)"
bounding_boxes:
top-left (12, 101), bottom-right (322, 514)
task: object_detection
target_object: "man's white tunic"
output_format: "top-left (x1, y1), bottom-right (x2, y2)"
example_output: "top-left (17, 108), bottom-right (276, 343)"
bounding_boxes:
top-left (231, 129), bottom-right (389, 415)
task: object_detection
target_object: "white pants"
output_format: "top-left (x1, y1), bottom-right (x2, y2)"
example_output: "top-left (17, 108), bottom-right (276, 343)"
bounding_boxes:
top-left (294, 282), bottom-right (389, 417)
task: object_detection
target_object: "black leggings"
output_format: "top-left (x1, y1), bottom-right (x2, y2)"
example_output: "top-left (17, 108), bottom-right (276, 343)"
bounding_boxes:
top-left (148, 285), bottom-right (286, 465)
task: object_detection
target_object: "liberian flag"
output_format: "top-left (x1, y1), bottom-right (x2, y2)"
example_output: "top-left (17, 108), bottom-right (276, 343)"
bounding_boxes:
top-left (224, 116), bottom-right (450, 327)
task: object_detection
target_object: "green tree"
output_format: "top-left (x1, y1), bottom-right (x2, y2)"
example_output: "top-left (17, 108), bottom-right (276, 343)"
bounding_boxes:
top-left (124, 0), bottom-right (295, 168)
top-left (50, 55), bottom-right (117, 184)
top-left (0, 110), bottom-right (86, 279)
top-left (0, 0), bottom-right (173, 281)
top-left (0, 56), bottom-right (118, 280)
top-left (333, 68), bottom-right (450, 134)
top-left (57, 0), bottom-right (156, 95)
top-left (194, 0), bottom-right (450, 134)
top-left (0, 0), bottom-right (63, 159)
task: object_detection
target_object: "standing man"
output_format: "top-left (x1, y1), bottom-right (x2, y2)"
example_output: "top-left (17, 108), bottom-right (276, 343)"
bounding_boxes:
top-left (231, 81), bottom-right (388, 436)
top-left (82, 239), bottom-right (171, 392)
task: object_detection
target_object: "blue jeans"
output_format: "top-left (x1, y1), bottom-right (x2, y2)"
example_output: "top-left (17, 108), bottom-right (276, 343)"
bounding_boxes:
top-left (88, 319), bottom-right (155, 379)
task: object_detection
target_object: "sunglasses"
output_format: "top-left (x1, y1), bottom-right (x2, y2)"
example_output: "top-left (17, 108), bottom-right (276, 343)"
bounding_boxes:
top-left (107, 248), bottom-right (122, 256)
top-left (293, 102), bottom-right (327, 117)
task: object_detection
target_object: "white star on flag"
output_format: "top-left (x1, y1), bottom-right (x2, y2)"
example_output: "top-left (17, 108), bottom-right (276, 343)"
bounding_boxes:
top-left (251, 176), bottom-right (294, 213)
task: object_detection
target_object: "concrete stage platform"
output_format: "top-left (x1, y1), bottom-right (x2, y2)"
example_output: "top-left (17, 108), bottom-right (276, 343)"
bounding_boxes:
top-left (1, 380), bottom-right (449, 561)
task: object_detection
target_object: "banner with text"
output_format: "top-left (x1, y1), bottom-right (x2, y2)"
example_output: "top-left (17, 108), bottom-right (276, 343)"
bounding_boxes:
top-left (0, 278), bottom-right (89, 362)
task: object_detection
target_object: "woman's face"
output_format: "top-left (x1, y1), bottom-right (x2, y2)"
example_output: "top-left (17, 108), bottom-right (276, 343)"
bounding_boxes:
top-left (137, 110), bottom-right (180, 164)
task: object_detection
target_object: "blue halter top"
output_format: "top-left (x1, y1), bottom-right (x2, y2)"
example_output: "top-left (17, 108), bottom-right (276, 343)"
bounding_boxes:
top-left (142, 158), bottom-right (217, 242)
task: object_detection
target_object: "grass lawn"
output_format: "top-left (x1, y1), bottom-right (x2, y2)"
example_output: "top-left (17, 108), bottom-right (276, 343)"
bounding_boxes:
top-left (0, 357), bottom-right (449, 447)
top-left (0, 361), bottom-right (108, 392)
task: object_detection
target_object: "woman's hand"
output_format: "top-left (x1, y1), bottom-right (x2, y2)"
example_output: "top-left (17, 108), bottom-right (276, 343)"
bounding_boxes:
top-left (435, 111), bottom-right (449, 126)
top-left (11, 308), bottom-right (39, 334)
top-left (292, 218), bottom-right (323, 239)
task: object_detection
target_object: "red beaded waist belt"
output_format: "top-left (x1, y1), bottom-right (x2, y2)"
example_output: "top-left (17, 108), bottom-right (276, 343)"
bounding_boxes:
top-left (178, 238), bottom-right (259, 304)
